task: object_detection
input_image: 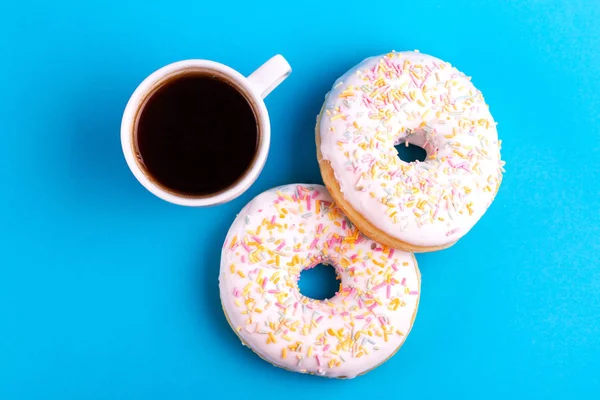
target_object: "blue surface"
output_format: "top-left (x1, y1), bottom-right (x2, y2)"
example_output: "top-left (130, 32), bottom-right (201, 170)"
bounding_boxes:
top-left (1, 0), bottom-right (599, 398)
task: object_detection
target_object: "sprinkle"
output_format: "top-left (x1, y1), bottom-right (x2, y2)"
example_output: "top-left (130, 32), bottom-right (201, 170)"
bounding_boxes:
top-left (446, 227), bottom-right (460, 236)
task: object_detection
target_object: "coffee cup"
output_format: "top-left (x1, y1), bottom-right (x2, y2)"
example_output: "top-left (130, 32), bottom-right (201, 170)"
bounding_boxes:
top-left (121, 55), bottom-right (291, 206)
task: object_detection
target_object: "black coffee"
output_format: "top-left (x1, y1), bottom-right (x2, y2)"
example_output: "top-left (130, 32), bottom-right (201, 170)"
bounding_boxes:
top-left (135, 73), bottom-right (259, 196)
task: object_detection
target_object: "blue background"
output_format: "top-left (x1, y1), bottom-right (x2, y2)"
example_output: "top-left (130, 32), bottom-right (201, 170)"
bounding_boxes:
top-left (1, 0), bottom-right (599, 398)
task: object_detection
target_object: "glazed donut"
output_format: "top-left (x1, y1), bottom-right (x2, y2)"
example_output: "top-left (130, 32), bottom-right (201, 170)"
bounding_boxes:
top-left (219, 184), bottom-right (420, 378)
top-left (317, 51), bottom-right (505, 252)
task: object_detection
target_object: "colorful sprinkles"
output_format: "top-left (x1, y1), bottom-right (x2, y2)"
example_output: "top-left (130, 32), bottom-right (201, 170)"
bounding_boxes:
top-left (220, 184), bottom-right (420, 378)
top-left (319, 51), bottom-right (505, 244)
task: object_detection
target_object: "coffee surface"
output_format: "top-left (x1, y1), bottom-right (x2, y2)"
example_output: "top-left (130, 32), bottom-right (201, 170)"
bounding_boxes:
top-left (136, 73), bottom-right (258, 196)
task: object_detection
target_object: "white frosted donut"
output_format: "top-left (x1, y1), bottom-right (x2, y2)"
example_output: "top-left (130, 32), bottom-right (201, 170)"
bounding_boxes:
top-left (317, 51), bottom-right (505, 252)
top-left (219, 184), bottom-right (420, 378)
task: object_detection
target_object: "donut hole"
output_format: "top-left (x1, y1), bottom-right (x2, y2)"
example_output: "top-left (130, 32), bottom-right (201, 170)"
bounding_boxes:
top-left (298, 263), bottom-right (340, 301)
top-left (395, 141), bottom-right (427, 163)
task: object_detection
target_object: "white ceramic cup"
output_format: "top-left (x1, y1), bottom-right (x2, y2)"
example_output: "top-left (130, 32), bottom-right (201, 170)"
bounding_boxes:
top-left (121, 55), bottom-right (291, 206)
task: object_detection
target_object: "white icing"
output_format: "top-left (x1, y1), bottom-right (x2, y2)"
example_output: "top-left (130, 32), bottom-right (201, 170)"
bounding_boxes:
top-left (319, 51), bottom-right (505, 247)
top-left (219, 184), bottom-right (420, 378)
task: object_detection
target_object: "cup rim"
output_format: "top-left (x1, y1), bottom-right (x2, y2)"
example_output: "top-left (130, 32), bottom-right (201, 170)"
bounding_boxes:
top-left (120, 59), bottom-right (270, 207)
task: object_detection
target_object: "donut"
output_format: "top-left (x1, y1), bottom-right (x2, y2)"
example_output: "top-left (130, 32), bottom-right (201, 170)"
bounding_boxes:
top-left (219, 184), bottom-right (420, 378)
top-left (316, 51), bottom-right (505, 252)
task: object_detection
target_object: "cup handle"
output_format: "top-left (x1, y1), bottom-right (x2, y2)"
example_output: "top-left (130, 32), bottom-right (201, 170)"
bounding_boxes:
top-left (247, 55), bottom-right (291, 99)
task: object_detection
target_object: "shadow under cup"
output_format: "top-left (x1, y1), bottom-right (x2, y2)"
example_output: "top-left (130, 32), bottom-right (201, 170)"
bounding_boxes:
top-left (130, 67), bottom-right (262, 200)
